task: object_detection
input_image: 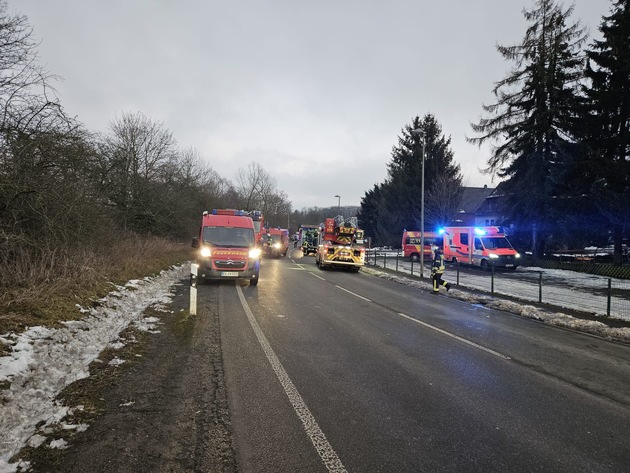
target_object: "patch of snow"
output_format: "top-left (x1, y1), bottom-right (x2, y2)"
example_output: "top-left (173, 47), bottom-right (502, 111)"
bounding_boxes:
top-left (48, 439), bottom-right (68, 450)
top-left (0, 264), bottom-right (186, 472)
top-left (107, 357), bottom-right (125, 367)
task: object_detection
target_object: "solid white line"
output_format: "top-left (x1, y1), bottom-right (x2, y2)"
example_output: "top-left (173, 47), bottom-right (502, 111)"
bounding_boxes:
top-left (236, 286), bottom-right (347, 473)
top-left (334, 285), bottom-right (371, 302)
top-left (397, 312), bottom-right (511, 360)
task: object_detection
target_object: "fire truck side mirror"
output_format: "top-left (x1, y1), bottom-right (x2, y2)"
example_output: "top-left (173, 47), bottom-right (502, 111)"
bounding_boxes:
top-left (191, 237), bottom-right (199, 248)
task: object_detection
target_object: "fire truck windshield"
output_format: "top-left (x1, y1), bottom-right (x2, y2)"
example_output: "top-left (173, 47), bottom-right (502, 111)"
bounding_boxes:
top-left (202, 227), bottom-right (255, 247)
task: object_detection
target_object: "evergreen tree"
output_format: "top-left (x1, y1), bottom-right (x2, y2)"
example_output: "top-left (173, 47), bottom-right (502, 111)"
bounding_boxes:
top-left (357, 183), bottom-right (384, 245)
top-left (386, 114), bottom-right (462, 234)
top-left (581, 0), bottom-right (630, 265)
top-left (469, 0), bottom-right (587, 258)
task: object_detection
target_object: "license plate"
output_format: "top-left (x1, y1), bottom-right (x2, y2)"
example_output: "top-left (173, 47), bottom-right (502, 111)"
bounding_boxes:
top-left (505, 264), bottom-right (514, 268)
top-left (221, 271), bottom-right (239, 277)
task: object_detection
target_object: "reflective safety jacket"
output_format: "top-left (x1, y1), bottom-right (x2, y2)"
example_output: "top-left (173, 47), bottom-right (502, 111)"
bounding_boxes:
top-left (431, 252), bottom-right (445, 275)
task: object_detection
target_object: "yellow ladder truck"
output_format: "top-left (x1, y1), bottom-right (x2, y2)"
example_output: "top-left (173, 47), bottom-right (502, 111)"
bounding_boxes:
top-left (315, 216), bottom-right (365, 272)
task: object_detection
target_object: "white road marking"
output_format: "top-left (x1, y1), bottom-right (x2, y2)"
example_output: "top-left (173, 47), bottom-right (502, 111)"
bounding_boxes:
top-left (236, 286), bottom-right (347, 473)
top-left (309, 273), bottom-right (326, 281)
top-left (397, 312), bottom-right (511, 360)
top-left (334, 285), bottom-right (371, 302)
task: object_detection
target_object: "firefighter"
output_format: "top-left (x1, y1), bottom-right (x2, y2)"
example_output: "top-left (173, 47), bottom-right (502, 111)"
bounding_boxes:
top-left (431, 245), bottom-right (451, 294)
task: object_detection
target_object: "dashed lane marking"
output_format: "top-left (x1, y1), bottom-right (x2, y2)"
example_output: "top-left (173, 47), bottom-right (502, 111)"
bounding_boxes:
top-left (334, 285), bottom-right (371, 302)
top-left (397, 312), bottom-right (511, 360)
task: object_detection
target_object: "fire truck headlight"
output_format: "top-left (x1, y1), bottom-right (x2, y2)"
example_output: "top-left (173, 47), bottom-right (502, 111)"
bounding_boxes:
top-left (200, 247), bottom-right (211, 258)
top-left (249, 248), bottom-right (262, 259)
top-left (273, 242), bottom-right (281, 249)
top-left (515, 253), bottom-right (521, 258)
top-left (489, 253), bottom-right (499, 259)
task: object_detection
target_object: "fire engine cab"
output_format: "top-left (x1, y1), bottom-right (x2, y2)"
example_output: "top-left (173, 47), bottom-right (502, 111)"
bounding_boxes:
top-left (315, 216), bottom-right (365, 272)
top-left (402, 230), bottom-right (441, 262)
top-left (263, 227), bottom-right (289, 258)
top-left (441, 226), bottom-right (520, 269)
top-left (249, 210), bottom-right (266, 247)
top-left (191, 209), bottom-right (262, 285)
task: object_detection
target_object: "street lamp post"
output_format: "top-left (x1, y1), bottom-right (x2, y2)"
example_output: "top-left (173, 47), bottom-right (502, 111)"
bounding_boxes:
top-left (411, 128), bottom-right (426, 278)
top-left (334, 195), bottom-right (341, 215)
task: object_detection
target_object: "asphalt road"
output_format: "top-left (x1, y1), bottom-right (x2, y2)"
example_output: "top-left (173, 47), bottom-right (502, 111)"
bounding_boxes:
top-left (222, 247), bottom-right (630, 472)
top-left (26, 248), bottom-right (630, 472)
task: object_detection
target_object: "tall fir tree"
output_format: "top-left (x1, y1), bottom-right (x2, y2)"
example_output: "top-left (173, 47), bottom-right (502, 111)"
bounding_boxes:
top-left (581, 0), bottom-right (630, 265)
top-left (358, 114), bottom-right (462, 246)
top-left (386, 114), bottom-right (462, 234)
top-left (469, 0), bottom-right (587, 258)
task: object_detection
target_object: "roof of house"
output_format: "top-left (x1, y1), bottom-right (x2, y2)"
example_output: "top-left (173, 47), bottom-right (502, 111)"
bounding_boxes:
top-left (457, 186), bottom-right (495, 214)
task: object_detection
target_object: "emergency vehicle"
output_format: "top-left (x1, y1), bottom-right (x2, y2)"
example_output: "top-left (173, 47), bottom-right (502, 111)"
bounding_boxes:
top-left (264, 227), bottom-right (289, 258)
top-left (191, 209), bottom-right (262, 285)
top-left (315, 216), bottom-right (365, 272)
top-left (402, 230), bottom-right (441, 261)
top-left (299, 224), bottom-right (319, 255)
top-left (248, 210), bottom-right (266, 247)
top-left (440, 226), bottom-right (520, 269)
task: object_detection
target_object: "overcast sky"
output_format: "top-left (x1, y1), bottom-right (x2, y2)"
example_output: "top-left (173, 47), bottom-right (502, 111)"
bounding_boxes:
top-left (18, 0), bottom-right (610, 210)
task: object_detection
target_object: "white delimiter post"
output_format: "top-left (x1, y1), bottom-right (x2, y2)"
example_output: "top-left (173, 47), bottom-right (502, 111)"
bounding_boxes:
top-left (190, 263), bottom-right (198, 315)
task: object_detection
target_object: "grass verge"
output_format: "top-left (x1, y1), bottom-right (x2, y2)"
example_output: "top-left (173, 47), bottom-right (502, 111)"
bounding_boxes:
top-left (0, 234), bottom-right (193, 347)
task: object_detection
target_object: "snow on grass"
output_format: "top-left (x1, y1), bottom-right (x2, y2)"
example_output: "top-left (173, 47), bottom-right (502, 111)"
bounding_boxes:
top-left (0, 264), bottom-right (187, 472)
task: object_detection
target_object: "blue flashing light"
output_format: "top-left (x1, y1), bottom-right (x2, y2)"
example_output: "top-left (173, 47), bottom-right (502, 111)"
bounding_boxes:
top-left (212, 209), bottom-right (245, 216)
top-left (474, 227), bottom-right (486, 235)
top-left (438, 228), bottom-right (445, 235)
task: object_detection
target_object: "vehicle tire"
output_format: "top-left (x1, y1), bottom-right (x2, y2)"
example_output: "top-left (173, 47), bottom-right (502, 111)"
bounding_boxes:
top-left (480, 259), bottom-right (489, 270)
top-left (250, 272), bottom-right (259, 286)
top-left (411, 254), bottom-right (419, 262)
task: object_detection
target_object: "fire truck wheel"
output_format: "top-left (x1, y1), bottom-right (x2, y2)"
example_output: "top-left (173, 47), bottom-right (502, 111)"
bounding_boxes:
top-left (480, 259), bottom-right (489, 270)
top-left (411, 254), bottom-right (419, 262)
top-left (250, 273), bottom-right (259, 286)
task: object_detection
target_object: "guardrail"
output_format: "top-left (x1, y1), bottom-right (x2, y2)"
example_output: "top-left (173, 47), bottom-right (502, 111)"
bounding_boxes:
top-left (364, 250), bottom-right (630, 322)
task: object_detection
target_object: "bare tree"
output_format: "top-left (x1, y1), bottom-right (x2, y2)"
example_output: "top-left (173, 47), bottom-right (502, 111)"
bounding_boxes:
top-left (234, 161), bottom-right (276, 211)
top-left (0, 0), bottom-right (66, 138)
top-left (102, 111), bottom-right (177, 230)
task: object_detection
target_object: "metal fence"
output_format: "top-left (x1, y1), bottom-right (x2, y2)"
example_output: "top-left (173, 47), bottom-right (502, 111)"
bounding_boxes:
top-left (365, 250), bottom-right (630, 321)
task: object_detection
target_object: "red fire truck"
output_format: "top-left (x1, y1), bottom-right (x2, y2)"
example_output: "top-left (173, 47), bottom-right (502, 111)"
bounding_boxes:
top-left (441, 226), bottom-right (520, 269)
top-left (263, 228), bottom-right (289, 258)
top-left (249, 210), bottom-right (266, 247)
top-left (401, 230), bottom-right (441, 262)
top-left (191, 209), bottom-right (262, 285)
top-left (315, 216), bottom-right (365, 272)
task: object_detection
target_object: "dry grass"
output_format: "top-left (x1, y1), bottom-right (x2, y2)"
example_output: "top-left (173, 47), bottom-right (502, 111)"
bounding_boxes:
top-left (0, 234), bottom-right (194, 338)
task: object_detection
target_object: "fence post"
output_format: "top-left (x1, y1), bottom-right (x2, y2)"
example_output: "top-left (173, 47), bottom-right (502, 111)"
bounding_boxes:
top-left (396, 250), bottom-right (399, 272)
top-left (538, 271), bottom-right (542, 303)
top-left (384, 252), bottom-right (387, 270)
top-left (190, 263), bottom-right (198, 315)
top-left (607, 278), bottom-right (611, 317)
top-left (411, 259), bottom-right (414, 277)
top-left (491, 262), bottom-right (495, 294)
top-left (456, 262), bottom-right (460, 286)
